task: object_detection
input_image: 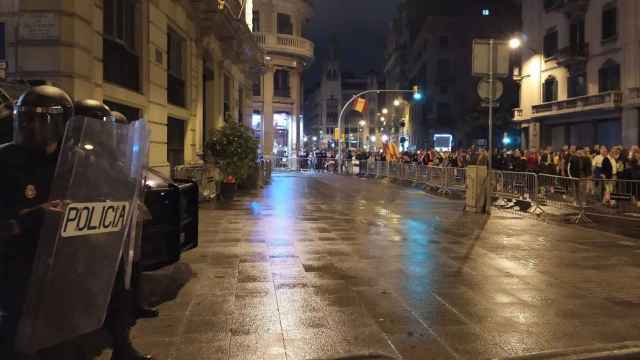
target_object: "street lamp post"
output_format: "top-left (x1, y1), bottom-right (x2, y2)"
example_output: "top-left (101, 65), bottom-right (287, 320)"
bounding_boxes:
top-left (337, 89), bottom-right (420, 172)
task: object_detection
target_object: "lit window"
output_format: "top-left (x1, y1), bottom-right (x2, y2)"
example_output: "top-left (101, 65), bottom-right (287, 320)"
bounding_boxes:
top-left (482, 9), bottom-right (490, 16)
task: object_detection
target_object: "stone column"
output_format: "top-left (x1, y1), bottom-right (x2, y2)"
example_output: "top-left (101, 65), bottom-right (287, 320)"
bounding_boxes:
top-left (291, 70), bottom-right (301, 156)
top-left (262, 68), bottom-right (274, 159)
top-left (622, 108), bottom-right (639, 147)
top-left (529, 121), bottom-right (541, 150)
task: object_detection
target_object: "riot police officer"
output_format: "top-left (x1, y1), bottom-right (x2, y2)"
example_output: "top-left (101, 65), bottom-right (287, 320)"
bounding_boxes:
top-left (0, 85), bottom-right (74, 358)
top-left (111, 111), bottom-right (159, 321)
top-left (74, 100), bottom-right (152, 360)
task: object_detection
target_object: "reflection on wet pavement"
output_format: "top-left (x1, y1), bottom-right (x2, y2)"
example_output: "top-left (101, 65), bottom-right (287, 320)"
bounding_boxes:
top-left (132, 173), bottom-right (640, 360)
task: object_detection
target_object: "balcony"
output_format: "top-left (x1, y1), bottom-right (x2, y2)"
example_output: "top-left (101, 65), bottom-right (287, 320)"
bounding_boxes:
top-left (513, 108), bottom-right (524, 121)
top-left (531, 91), bottom-right (622, 118)
top-left (556, 44), bottom-right (588, 67)
top-left (253, 32), bottom-right (314, 63)
top-left (544, 0), bottom-right (589, 16)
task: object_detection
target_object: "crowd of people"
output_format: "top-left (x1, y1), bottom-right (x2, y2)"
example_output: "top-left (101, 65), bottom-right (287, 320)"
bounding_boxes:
top-left (341, 144), bottom-right (640, 181)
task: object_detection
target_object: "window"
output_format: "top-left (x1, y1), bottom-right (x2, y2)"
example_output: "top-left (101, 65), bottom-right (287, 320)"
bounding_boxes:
top-left (543, 76), bottom-right (558, 102)
top-left (568, 73), bottom-right (587, 98)
top-left (543, 29), bottom-right (558, 58)
top-left (544, 0), bottom-right (560, 11)
top-left (599, 59), bottom-right (620, 92)
top-left (570, 18), bottom-right (585, 50)
top-left (277, 13), bottom-right (293, 35)
top-left (224, 74), bottom-right (231, 116)
top-left (167, 117), bottom-right (185, 172)
top-left (0, 23), bottom-right (5, 60)
top-left (104, 100), bottom-right (140, 122)
top-left (252, 11), bottom-right (260, 32)
top-left (252, 77), bottom-right (261, 96)
top-left (481, 9), bottom-right (490, 16)
top-left (103, 0), bottom-right (139, 91)
top-left (602, 3), bottom-right (617, 41)
top-left (274, 69), bottom-right (290, 97)
top-left (439, 35), bottom-right (449, 49)
top-left (167, 27), bottom-right (186, 107)
top-left (437, 59), bottom-right (450, 81)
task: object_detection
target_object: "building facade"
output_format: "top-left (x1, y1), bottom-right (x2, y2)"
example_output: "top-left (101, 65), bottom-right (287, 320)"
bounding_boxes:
top-left (516, 0), bottom-right (640, 150)
top-left (250, 0), bottom-right (313, 158)
top-left (305, 40), bottom-right (383, 150)
top-left (385, 0), bottom-right (521, 149)
top-left (0, 0), bottom-right (262, 175)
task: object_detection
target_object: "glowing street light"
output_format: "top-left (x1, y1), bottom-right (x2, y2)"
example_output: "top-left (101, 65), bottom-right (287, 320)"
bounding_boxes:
top-left (370, 135), bottom-right (377, 142)
top-left (509, 37), bottom-right (522, 49)
top-left (358, 120), bottom-right (366, 127)
top-left (381, 134), bottom-right (389, 143)
top-left (382, 108), bottom-right (389, 114)
top-left (312, 136), bottom-right (318, 141)
top-left (380, 116), bottom-right (385, 121)
top-left (393, 99), bottom-right (401, 107)
top-left (303, 136), bottom-right (308, 142)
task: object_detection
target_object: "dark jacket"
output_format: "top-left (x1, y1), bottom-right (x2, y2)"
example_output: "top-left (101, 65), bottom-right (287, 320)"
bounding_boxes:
top-left (602, 157), bottom-right (614, 179)
top-left (630, 159), bottom-right (640, 180)
top-left (568, 155), bottom-right (581, 178)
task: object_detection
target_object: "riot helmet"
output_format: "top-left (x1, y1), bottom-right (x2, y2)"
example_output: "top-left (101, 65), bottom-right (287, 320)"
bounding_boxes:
top-left (111, 111), bottom-right (130, 125)
top-left (73, 99), bottom-right (113, 121)
top-left (13, 85), bottom-right (74, 149)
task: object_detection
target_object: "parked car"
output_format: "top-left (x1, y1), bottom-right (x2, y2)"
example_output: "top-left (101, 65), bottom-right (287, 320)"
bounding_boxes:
top-left (140, 169), bottom-right (199, 271)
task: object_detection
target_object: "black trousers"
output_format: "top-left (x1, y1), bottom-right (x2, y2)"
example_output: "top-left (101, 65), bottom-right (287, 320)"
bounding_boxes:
top-left (106, 261), bottom-right (136, 354)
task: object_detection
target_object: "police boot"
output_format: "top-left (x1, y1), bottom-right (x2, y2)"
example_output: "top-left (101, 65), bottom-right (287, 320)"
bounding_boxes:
top-left (111, 342), bottom-right (152, 360)
top-left (134, 306), bottom-right (159, 319)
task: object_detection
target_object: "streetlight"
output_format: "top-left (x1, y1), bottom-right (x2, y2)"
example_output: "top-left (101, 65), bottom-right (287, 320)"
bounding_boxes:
top-left (393, 99), bottom-right (401, 107)
top-left (370, 135), bottom-right (377, 142)
top-left (509, 37), bottom-right (522, 49)
top-left (312, 136), bottom-right (318, 141)
top-left (381, 134), bottom-right (389, 143)
top-left (358, 119), bottom-right (366, 127)
top-left (380, 116), bottom-right (385, 122)
top-left (382, 108), bottom-right (389, 115)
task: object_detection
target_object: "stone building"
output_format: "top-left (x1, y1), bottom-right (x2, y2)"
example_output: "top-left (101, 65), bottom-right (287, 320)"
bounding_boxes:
top-left (0, 0), bottom-right (262, 175)
top-left (516, 0), bottom-right (640, 149)
top-left (250, 0), bottom-right (314, 158)
top-left (304, 38), bottom-right (383, 150)
top-left (385, 0), bottom-right (521, 149)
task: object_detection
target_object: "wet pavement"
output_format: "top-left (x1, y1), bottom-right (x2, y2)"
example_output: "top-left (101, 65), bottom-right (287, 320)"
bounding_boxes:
top-left (131, 172), bottom-right (640, 360)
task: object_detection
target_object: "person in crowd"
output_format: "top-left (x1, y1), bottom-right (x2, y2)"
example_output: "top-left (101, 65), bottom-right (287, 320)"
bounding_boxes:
top-left (600, 146), bottom-right (616, 206)
top-left (476, 149), bottom-right (489, 166)
top-left (540, 146), bottom-right (553, 174)
top-left (526, 148), bottom-right (539, 173)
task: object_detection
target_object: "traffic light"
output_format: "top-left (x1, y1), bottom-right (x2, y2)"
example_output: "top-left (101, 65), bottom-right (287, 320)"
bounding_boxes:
top-left (412, 85), bottom-right (423, 101)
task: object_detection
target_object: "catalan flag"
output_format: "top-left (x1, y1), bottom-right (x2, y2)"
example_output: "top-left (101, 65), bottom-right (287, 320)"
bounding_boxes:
top-left (352, 97), bottom-right (367, 113)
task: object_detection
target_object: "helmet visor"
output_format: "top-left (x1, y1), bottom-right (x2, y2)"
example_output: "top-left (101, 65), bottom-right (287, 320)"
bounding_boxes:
top-left (14, 106), bottom-right (67, 148)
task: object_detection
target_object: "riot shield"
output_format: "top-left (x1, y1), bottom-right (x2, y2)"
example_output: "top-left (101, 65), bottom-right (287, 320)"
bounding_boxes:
top-left (15, 116), bottom-right (149, 353)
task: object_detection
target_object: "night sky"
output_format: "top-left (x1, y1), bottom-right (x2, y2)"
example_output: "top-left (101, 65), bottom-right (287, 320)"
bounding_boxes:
top-left (304, 0), bottom-right (402, 89)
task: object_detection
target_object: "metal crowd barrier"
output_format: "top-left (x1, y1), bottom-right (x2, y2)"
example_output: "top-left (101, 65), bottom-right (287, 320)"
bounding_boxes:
top-left (173, 164), bottom-right (216, 201)
top-left (336, 161), bottom-right (640, 222)
top-left (493, 171), bottom-right (538, 202)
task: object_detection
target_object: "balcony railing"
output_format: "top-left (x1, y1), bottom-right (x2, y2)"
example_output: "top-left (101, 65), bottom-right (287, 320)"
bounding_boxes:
top-left (531, 91), bottom-right (622, 117)
top-left (544, 0), bottom-right (589, 15)
top-left (253, 32), bottom-right (314, 61)
top-left (556, 43), bottom-right (588, 66)
top-left (513, 108), bottom-right (524, 121)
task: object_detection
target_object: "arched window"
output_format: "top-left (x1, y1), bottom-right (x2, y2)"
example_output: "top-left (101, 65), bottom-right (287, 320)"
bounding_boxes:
top-left (543, 76), bottom-right (558, 102)
top-left (599, 59), bottom-right (620, 92)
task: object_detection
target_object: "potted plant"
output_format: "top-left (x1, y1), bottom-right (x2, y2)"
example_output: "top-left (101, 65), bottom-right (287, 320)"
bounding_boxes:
top-left (206, 121), bottom-right (258, 201)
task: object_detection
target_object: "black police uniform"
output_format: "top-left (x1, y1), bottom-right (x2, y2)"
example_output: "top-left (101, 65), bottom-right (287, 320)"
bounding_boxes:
top-left (0, 85), bottom-right (73, 358)
top-left (74, 100), bottom-right (152, 360)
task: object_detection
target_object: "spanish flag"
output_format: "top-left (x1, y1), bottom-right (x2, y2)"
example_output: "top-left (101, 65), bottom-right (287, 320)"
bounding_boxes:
top-left (352, 97), bottom-right (367, 113)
